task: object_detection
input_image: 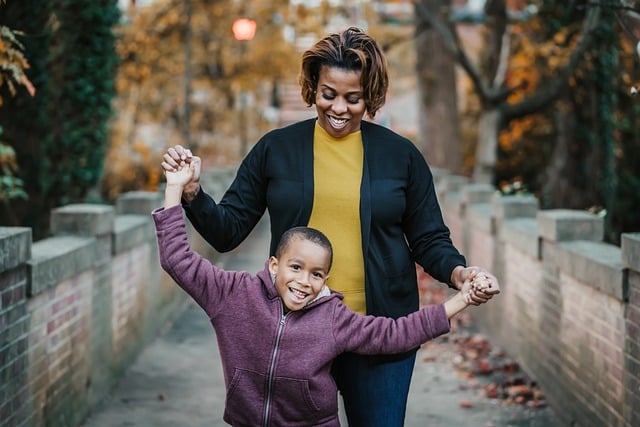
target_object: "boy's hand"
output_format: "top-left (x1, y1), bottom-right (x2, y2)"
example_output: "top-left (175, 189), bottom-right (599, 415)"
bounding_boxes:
top-left (164, 156), bottom-right (199, 187)
top-left (162, 145), bottom-right (202, 203)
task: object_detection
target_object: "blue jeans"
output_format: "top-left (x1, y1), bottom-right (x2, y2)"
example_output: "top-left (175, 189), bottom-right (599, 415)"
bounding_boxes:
top-left (332, 351), bottom-right (417, 427)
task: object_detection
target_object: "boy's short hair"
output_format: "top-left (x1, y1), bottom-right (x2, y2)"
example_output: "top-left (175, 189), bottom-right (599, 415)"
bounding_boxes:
top-left (275, 227), bottom-right (333, 271)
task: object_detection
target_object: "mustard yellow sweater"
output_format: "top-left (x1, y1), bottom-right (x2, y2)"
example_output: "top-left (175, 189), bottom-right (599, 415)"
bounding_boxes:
top-left (308, 122), bottom-right (366, 314)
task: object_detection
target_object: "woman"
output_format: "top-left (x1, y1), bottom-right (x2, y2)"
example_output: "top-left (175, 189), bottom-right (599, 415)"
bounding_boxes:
top-left (162, 27), bottom-right (498, 426)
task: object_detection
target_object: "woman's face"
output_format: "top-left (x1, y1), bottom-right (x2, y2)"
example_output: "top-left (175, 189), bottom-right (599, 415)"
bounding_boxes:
top-left (315, 65), bottom-right (366, 138)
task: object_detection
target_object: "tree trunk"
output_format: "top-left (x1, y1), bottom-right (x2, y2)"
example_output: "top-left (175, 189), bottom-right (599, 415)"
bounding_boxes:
top-left (473, 108), bottom-right (500, 184)
top-left (414, 0), bottom-right (461, 173)
top-left (182, 0), bottom-right (193, 149)
top-left (541, 101), bottom-right (578, 209)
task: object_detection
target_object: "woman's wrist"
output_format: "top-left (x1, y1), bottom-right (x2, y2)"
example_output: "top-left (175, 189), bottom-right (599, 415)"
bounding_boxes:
top-left (450, 265), bottom-right (465, 290)
top-left (181, 181), bottom-right (200, 204)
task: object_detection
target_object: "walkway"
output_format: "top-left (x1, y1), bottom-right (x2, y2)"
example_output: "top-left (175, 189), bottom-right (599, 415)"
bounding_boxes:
top-left (82, 217), bottom-right (565, 427)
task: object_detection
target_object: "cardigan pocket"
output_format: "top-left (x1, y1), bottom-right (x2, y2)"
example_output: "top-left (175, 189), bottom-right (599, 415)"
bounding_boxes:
top-left (382, 252), bottom-right (414, 298)
top-left (386, 267), bottom-right (415, 298)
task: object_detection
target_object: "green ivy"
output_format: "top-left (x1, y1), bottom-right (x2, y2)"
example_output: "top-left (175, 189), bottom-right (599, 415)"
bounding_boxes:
top-left (0, 0), bottom-right (119, 239)
top-left (0, 128), bottom-right (28, 201)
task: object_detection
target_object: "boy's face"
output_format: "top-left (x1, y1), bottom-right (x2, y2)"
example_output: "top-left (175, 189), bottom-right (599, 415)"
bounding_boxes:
top-left (268, 237), bottom-right (331, 312)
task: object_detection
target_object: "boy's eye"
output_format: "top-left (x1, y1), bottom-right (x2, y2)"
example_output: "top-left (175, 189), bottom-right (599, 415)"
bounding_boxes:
top-left (313, 272), bottom-right (324, 279)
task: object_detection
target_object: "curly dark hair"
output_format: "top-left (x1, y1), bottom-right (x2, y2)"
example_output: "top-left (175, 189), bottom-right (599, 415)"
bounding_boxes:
top-left (299, 27), bottom-right (388, 118)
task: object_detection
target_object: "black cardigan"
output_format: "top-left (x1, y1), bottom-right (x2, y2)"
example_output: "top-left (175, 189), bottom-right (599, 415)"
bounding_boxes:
top-left (185, 119), bottom-right (465, 318)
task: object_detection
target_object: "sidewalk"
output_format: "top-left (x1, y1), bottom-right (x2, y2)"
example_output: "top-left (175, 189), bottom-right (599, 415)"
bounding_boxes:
top-left (82, 217), bottom-right (564, 427)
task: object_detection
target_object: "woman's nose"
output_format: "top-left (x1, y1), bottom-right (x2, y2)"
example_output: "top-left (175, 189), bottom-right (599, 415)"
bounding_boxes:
top-left (332, 97), bottom-right (348, 114)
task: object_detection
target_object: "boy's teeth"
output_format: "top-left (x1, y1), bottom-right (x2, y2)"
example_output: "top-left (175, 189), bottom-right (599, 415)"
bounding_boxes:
top-left (290, 288), bottom-right (307, 299)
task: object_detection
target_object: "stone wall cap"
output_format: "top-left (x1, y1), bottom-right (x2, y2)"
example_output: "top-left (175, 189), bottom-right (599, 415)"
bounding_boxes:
top-left (537, 209), bottom-right (604, 242)
top-left (28, 235), bottom-right (96, 295)
top-left (461, 183), bottom-right (496, 205)
top-left (0, 227), bottom-right (32, 272)
top-left (53, 203), bottom-right (114, 214)
top-left (113, 215), bottom-right (154, 254)
top-left (557, 240), bottom-right (625, 300)
top-left (491, 194), bottom-right (539, 220)
top-left (621, 233), bottom-right (640, 271)
top-left (51, 203), bottom-right (115, 236)
top-left (501, 218), bottom-right (539, 258)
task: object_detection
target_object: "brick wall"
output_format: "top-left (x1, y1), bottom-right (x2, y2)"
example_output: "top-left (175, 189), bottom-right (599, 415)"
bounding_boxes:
top-left (436, 171), bottom-right (639, 427)
top-left (0, 168), bottom-right (235, 427)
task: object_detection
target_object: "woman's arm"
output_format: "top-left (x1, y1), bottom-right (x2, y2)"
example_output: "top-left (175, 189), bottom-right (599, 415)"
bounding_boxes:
top-left (162, 144), bottom-right (268, 252)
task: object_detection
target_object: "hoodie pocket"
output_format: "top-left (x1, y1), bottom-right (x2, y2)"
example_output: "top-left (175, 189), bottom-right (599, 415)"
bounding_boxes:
top-left (225, 369), bottom-right (323, 426)
top-left (269, 376), bottom-right (322, 425)
top-left (225, 368), bottom-right (266, 424)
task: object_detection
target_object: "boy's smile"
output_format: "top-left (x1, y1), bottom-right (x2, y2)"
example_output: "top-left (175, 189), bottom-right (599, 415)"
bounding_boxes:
top-left (269, 237), bottom-right (331, 312)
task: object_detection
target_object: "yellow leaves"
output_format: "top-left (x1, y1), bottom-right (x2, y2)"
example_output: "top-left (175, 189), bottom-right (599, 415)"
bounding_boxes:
top-left (104, 0), bottom-right (300, 200)
top-left (0, 25), bottom-right (35, 102)
top-left (499, 114), bottom-right (552, 153)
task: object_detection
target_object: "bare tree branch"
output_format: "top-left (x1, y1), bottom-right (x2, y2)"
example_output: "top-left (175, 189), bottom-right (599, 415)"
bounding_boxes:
top-left (493, 24), bottom-right (512, 87)
top-left (501, 5), bottom-right (601, 121)
top-left (413, 0), bottom-right (516, 105)
top-left (583, 1), bottom-right (639, 14)
top-left (413, 0), bottom-right (490, 102)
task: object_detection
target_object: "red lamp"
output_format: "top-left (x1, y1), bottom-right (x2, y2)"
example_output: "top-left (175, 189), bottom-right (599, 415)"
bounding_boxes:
top-left (232, 18), bottom-right (257, 41)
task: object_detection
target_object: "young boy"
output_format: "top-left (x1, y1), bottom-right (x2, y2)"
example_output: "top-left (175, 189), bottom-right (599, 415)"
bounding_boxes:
top-left (153, 160), bottom-right (499, 426)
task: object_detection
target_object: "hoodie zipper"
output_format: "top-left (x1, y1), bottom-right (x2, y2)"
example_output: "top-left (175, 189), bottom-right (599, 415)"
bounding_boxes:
top-left (263, 308), bottom-right (289, 427)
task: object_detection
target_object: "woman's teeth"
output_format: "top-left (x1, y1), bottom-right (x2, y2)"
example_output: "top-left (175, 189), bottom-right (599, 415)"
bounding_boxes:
top-left (329, 116), bottom-right (348, 128)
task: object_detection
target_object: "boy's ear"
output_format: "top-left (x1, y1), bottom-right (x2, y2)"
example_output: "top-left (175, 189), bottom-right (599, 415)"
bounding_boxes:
top-left (268, 256), bottom-right (278, 276)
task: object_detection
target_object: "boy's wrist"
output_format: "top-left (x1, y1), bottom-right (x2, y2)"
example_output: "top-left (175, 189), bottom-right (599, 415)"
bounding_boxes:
top-left (164, 184), bottom-right (185, 208)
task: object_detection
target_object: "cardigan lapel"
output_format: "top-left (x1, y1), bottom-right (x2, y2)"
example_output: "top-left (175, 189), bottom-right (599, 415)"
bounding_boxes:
top-left (300, 118), bottom-right (316, 226)
top-left (359, 121), bottom-right (372, 262)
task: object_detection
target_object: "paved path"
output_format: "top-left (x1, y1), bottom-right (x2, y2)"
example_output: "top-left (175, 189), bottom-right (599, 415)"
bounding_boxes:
top-left (83, 217), bottom-right (565, 427)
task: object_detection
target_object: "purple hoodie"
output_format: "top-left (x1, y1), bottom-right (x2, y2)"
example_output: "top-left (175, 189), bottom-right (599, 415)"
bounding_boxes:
top-left (153, 205), bottom-right (450, 426)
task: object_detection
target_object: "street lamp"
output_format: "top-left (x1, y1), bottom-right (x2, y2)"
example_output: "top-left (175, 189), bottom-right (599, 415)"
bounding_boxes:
top-left (232, 18), bottom-right (257, 41)
top-left (232, 18), bottom-right (257, 157)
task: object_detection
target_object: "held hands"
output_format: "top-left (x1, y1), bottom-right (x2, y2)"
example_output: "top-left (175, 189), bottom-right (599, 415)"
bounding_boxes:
top-left (461, 271), bottom-right (500, 306)
top-left (163, 156), bottom-right (198, 188)
top-left (453, 266), bottom-right (500, 307)
top-left (161, 145), bottom-right (202, 203)
top-left (444, 268), bottom-right (499, 319)
top-left (162, 152), bottom-right (201, 209)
